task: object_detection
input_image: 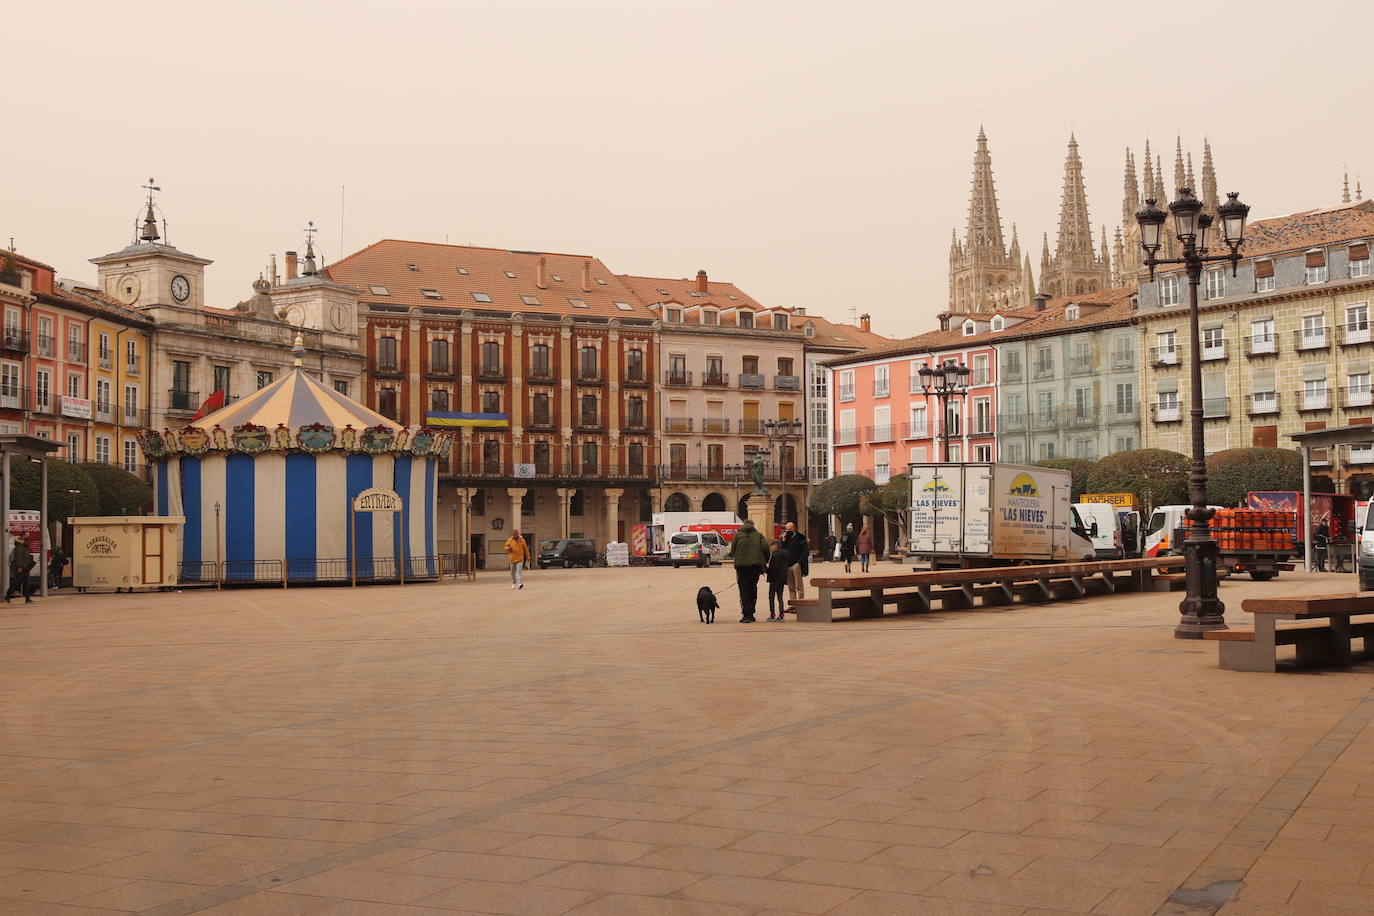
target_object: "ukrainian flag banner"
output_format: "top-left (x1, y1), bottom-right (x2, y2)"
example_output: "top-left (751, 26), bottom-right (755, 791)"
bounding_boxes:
top-left (426, 412), bottom-right (509, 429)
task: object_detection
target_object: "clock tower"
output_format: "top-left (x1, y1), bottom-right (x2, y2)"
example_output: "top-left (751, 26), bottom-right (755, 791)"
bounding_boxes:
top-left (90, 180), bottom-right (212, 311)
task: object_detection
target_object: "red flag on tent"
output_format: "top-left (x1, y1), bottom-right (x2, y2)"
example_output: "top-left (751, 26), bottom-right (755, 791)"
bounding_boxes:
top-left (191, 390), bottom-right (226, 422)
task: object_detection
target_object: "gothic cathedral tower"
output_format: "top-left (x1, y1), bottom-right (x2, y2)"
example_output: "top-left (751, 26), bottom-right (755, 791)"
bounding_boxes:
top-left (948, 129), bottom-right (1033, 315)
top-left (1039, 136), bottom-right (1111, 297)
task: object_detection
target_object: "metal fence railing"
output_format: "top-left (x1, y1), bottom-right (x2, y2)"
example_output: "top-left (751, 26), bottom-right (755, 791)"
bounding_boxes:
top-left (175, 556), bottom-right (461, 587)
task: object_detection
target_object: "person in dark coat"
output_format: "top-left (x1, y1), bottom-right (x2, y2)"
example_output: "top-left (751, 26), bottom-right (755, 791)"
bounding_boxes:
top-left (48, 547), bottom-right (66, 590)
top-left (765, 540), bottom-right (790, 621)
top-left (6, 537), bottom-right (34, 604)
top-left (820, 532), bottom-right (837, 563)
top-left (780, 521), bottom-right (809, 600)
top-left (727, 519), bottom-right (769, 622)
top-left (1314, 518), bottom-right (1331, 572)
top-left (838, 523), bottom-right (858, 573)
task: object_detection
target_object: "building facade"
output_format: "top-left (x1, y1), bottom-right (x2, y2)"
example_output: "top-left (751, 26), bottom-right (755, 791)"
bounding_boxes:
top-left (1138, 200), bottom-right (1374, 495)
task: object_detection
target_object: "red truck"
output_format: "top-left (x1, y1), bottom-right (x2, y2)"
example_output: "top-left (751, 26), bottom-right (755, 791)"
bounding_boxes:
top-left (1245, 491), bottom-right (1356, 556)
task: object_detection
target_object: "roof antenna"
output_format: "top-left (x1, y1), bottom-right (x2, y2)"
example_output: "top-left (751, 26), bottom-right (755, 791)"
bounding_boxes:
top-left (848, 307), bottom-right (858, 325)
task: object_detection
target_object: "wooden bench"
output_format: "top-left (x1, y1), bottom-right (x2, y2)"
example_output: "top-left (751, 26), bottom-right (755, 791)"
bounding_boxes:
top-left (1205, 594), bottom-right (1374, 672)
top-left (792, 556), bottom-right (1186, 622)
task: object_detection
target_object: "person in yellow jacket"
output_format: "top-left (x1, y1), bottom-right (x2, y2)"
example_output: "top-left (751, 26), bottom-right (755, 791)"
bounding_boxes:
top-left (503, 529), bottom-right (531, 589)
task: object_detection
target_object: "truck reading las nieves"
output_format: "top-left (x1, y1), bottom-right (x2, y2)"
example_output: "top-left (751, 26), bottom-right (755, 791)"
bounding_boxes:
top-left (908, 462), bottom-right (1095, 569)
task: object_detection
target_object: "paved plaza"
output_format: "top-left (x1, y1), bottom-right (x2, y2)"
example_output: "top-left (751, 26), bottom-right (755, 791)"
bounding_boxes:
top-left (0, 566), bottom-right (1371, 914)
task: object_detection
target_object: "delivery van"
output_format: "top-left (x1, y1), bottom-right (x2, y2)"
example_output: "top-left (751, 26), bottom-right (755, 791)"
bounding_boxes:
top-left (1073, 502), bottom-right (1129, 559)
top-left (1143, 505), bottom-right (1224, 557)
top-left (669, 530), bottom-right (728, 567)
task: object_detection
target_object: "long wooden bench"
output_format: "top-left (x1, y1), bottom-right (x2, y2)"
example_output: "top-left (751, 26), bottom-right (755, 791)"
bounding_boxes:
top-left (792, 556), bottom-right (1186, 622)
top-left (1205, 594), bottom-right (1374, 672)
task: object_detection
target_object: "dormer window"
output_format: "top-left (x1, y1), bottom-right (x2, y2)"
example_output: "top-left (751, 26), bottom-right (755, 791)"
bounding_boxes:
top-left (1065, 305), bottom-right (1079, 321)
top-left (368, 285), bottom-right (390, 296)
top-left (1350, 243), bottom-right (1371, 278)
top-left (666, 307), bottom-right (683, 322)
top-left (990, 315), bottom-right (1004, 331)
top-left (702, 309), bottom-right (719, 325)
top-left (738, 311), bottom-right (754, 328)
top-left (772, 314), bottom-right (789, 331)
top-left (504, 270), bottom-right (516, 278)
top-left (420, 288), bottom-right (443, 300)
top-left (1305, 248), bottom-right (1329, 285)
top-left (962, 319), bottom-right (975, 336)
top-left (613, 301), bottom-right (633, 311)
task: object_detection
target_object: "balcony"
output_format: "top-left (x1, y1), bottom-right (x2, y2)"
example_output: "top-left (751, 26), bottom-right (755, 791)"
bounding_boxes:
top-left (738, 418), bottom-right (765, 436)
top-left (1201, 339), bottom-right (1228, 361)
top-left (1347, 444), bottom-right (1374, 465)
top-left (622, 372), bottom-right (650, 388)
top-left (94, 401), bottom-right (114, 423)
top-left (1340, 386), bottom-right (1373, 408)
top-left (867, 424), bottom-right (895, 442)
top-left (774, 375), bottom-right (801, 391)
top-left (477, 364), bottom-right (507, 382)
top-left (1031, 411), bottom-right (1059, 430)
top-left (31, 396), bottom-right (56, 416)
top-left (1311, 448), bottom-right (1332, 467)
top-left (35, 335), bottom-right (53, 357)
top-left (1149, 345), bottom-right (1180, 366)
top-left (1152, 402), bottom-right (1182, 423)
top-left (702, 372), bottom-right (730, 388)
top-left (427, 360), bottom-right (455, 378)
top-left (664, 417), bottom-right (693, 433)
top-left (371, 358), bottom-right (402, 378)
top-left (997, 414), bottom-right (1025, 432)
top-left (1066, 408), bottom-right (1097, 428)
top-left (664, 370), bottom-right (693, 387)
top-left (1295, 328), bottom-right (1330, 351)
top-left (575, 419), bottom-right (604, 433)
top-left (527, 369), bottom-right (556, 385)
top-left (167, 389), bottom-right (200, 413)
top-left (67, 342), bottom-right (88, 363)
top-left (98, 351), bottom-right (113, 371)
top-left (835, 427), bottom-right (858, 446)
top-left (1070, 358), bottom-right (1093, 376)
top-left (0, 386), bottom-right (28, 412)
top-left (872, 381), bottom-right (890, 397)
top-left (1110, 354), bottom-right (1135, 371)
top-left (526, 415), bottom-right (555, 431)
top-left (575, 371), bottom-right (604, 387)
top-left (702, 417), bottom-right (730, 435)
top-left (126, 355), bottom-right (141, 377)
top-left (1246, 392), bottom-right (1280, 415)
top-left (738, 373), bottom-right (763, 389)
top-left (1110, 404), bottom-right (1139, 423)
top-left (1001, 366), bottom-right (1023, 383)
top-left (838, 385), bottom-right (855, 402)
top-left (1, 331), bottom-right (28, 354)
top-left (623, 417), bottom-right (650, 433)
top-left (972, 420), bottom-right (993, 436)
top-left (1203, 396), bottom-right (1230, 419)
top-left (1244, 334), bottom-right (1278, 357)
top-left (1299, 390), bottom-right (1331, 412)
top-left (658, 463), bottom-right (808, 483)
top-left (1033, 363), bottom-right (1055, 380)
top-left (1339, 324), bottom-right (1372, 346)
top-left (903, 421), bottom-right (931, 438)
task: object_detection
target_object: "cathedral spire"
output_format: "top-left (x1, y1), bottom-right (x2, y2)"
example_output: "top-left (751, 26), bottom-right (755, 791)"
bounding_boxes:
top-left (1344, 172), bottom-right (1352, 204)
top-left (1123, 148), bottom-right (1140, 225)
top-left (962, 127), bottom-right (1007, 253)
top-left (1186, 151), bottom-right (1196, 195)
top-left (1041, 232), bottom-right (1052, 277)
top-left (1010, 223), bottom-right (1022, 260)
top-left (1201, 138), bottom-right (1219, 213)
top-left (1141, 141), bottom-right (1155, 205)
top-left (1173, 138), bottom-right (1186, 195)
top-left (1155, 154), bottom-right (1166, 203)
top-left (1055, 135), bottom-right (1094, 257)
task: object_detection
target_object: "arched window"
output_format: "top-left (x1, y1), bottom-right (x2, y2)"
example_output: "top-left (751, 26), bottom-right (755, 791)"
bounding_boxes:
top-left (430, 339), bottom-right (450, 372)
top-left (625, 348), bottom-right (644, 381)
top-left (480, 340), bottom-right (501, 375)
top-left (581, 441), bottom-right (599, 474)
top-left (962, 319), bottom-right (976, 336)
top-left (702, 492), bottom-right (726, 512)
top-left (530, 343), bottom-right (551, 377)
top-left (991, 315), bottom-right (1004, 331)
top-left (665, 492), bottom-right (690, 512)
top-left (430, 389), bottom-right (449, 411)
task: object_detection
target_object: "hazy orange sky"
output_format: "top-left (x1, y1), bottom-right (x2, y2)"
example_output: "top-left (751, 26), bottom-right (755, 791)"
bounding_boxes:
top-left (9, 0), bottom-right (1369, 337)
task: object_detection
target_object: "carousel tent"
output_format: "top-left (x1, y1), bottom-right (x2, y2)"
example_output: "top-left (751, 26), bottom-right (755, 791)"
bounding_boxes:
top-left (140, 366), bottom-right (451, 584)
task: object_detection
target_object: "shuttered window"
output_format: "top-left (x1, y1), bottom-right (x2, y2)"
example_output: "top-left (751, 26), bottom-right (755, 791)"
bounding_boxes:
top-left (1306, 249), bottom-right (1326, 267)
top-left (1255, 260), bottom-right (1275, 278)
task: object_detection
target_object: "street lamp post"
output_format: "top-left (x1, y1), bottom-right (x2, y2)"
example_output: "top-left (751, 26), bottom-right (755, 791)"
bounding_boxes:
top-left (763, 419), bottom-right (804, 524)
top-left (1136, 188), bottom-right (1251, 638)
top-left (918, 360), bottom-right (971, 462)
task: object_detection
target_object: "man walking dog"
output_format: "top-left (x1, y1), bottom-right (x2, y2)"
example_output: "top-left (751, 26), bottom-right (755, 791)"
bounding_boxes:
top-left (727, 518), bottom-right (769, 623)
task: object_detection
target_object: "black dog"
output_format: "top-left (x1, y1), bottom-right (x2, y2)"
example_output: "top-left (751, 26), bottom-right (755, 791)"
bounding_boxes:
top-left (696, 586), bottom-right (718, 624)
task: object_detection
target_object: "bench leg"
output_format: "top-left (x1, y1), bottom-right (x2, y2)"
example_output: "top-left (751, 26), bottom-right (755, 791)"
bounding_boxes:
top-left (994, 579), bottom-right (1015, 605)
top-left (1329, 617), bottom-right (1353, 667)
top-left (1068, 575), bottom-right (1086, 597)
top-left (797, 587), bottom-right (833, 623)
top-left (961, 583), bottom-right (977, 607)
top-left (1099, 571), bottom-right (1116, 593)
top-left (1034, 577), bottom-right (1052, 601)
top-left (1218, 640), bottom-right (1278, 673)
top-left (896, 586), bottom-right (930, 614)
top-left (850, 589), bottom-right (884, 619)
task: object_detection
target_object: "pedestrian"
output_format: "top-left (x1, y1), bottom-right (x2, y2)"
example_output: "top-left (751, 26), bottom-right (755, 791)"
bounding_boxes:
top-left (1314, 518), bottom-right (1330, 572)
top-left (6, 537), bottom-right (33, 604)
top-left (820, 531), bottom-right (836, 564)
top-left (839, 523), bottom-right (857, 573)
top-left (781, 521), bottom-right (809, 600)
top-left (503, 528), bottom-right (531, 589)
top-left (858, 524), bottom-right (873, 573)
top-left (727, 518), bottom-right (769, 622)
top-left (765, 539), bottom-right (789, 621)
top-left (48, 546), bottom-right (66, 590)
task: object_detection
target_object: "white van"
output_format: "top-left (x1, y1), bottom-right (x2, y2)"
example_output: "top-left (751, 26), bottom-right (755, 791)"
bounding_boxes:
top-left (1073, 503), bottom-right (1135, 559)
top-left (669, 531), bottom-right (728, 568)
top-left (1144, 505), bottom-right (1224, 557)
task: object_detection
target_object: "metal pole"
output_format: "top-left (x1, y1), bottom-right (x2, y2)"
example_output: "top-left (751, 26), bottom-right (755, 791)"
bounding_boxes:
top-left (1, 451), bottom-right (10, 601)
top-left (1176, 256), bottom-right (1225, 637)
top-left (1302, 445), bottom-right (1313, 572)
top-left (398, 511), bottom-right (405, 586)
top-left (39, 458), bottom-right (47, 598)
top-left (214, 504), bottom-right (222, 589)
top-left (350, 505), bottom-right (357, 587)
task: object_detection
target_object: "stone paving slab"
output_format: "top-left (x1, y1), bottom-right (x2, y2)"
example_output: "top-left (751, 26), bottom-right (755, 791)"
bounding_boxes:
top-left (0, 566), bottom-right (1372, 913)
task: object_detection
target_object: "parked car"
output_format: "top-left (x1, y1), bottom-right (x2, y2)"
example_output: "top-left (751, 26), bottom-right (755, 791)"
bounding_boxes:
top-left (669, 531), bottom-right (728, 568)
top-left (537, 538), bottom-right (597, 568)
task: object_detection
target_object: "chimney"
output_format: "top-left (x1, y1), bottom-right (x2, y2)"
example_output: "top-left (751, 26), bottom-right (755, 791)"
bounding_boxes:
top-left (268, 253), bottom-right (279, 286)
top-left (859, 313), bottom-right (871, 332)
top-left (695, 269), bottom-right (708, 293)
top-left (793, 307), bottom-right (805, 315)
top-left (536, 256), bottom-right (547, 289)
top-left (1033, 292), bottom-right (1049, 311)
top-left (285, 251), bottom-right (298, 281)
top-left (581, 259), bottom-right (591, 292)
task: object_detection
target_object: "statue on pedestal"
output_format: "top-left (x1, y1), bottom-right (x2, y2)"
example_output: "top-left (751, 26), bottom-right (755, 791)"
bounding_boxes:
top-left (750, 452), bottom-right (767, 494)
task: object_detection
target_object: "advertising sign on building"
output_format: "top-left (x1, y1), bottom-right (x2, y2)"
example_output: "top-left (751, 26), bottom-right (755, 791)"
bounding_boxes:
top-left (8, 510), bottom-right (41, 555)
top-left (60, 396), bottom-right (92, 420)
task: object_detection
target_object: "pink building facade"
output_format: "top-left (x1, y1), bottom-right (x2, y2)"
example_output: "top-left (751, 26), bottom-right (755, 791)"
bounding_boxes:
top-left (828, 335), bottom-right (999, 483)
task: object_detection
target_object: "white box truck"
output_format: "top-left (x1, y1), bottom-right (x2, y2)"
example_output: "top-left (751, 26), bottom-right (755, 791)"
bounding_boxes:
top-left (908, 462), bottom-right (1095, 567)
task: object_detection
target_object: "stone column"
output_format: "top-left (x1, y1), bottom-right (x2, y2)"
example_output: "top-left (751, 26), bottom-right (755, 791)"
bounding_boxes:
top-left (507, 487), bottom-right (527, 536)
top-left (604, 488), bottom-right (623, 545)
top-left (746, 492), bottom-right (776, 542)
top-left (454, 487), bottom-right (471, 561)
top-left (555, 487), bottom-right (572, 538)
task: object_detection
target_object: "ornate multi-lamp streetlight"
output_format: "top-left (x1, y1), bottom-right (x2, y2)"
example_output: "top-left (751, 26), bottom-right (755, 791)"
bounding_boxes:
top-left (763, 418), bottom-right (804, 523)
top-left (918, 360), bottom-right (971, 462)
top-left (1136, 188), bottom-right (1251, 638)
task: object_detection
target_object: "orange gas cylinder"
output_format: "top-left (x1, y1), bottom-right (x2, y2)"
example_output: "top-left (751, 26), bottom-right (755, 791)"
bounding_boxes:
top-left (1215, 508), bottom-right (1231, 550)
top-left (1239, 509), bottom-right (1254, 550)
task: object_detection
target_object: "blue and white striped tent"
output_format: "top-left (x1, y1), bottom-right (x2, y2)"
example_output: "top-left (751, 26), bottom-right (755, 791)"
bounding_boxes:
top-left (139, 369), bottom-right (452, 584)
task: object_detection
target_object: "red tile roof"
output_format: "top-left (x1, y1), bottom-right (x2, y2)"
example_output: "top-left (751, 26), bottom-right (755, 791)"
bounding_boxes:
top-left (803, 314), bottom-right (896, 350)
top-left (326, 240), bottom-right (657, 320)
top-left (1226, 201), bottom-right (1374, 261)
top-left (617, 273), bottom-right (774, 325)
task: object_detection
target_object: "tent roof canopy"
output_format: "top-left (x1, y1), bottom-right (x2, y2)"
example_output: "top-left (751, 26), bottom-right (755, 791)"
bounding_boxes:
top-left (192, 369), bottom-right (399, 431)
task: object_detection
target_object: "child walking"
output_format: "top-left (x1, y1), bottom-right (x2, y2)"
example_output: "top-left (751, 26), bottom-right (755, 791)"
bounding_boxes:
top-left (765, 539), bottom-right (789, 621)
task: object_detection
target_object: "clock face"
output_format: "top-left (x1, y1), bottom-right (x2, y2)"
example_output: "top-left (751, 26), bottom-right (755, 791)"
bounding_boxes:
top-left (170, 275), bottom-right (191, 302)
top-left (116, 274), bottom-right (140, 304)
top-left (330, 303), bottom-right (349, 331)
